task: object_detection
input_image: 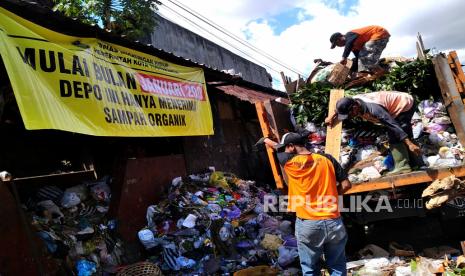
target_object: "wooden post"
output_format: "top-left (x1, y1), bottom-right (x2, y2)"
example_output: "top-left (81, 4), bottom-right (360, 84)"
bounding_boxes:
top-left (324, 89), bottom-right (345, 160)
top-left (432, 55), bottom-right (465, 147)
top-left (416, 33), bottom-right (426, 60)
top-left (255, 101), bottom-right (284, 188)
top-left (460, 241), bottom-right (465, 255)
top-left (263, 100), bottom-right (293, 140)
top-left (448, 51), bottom-right (465, 93)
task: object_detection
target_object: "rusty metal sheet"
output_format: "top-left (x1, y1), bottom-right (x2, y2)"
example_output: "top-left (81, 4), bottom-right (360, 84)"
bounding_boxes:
top-left (115, 155), bottom-right (186, 241)
top-left (216, 85), bottom-right (290, 105)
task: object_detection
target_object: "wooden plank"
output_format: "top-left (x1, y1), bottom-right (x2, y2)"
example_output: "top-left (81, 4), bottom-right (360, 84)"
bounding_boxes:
top-left (10, 170), bottom-right (98, 197)
top-left (255, 102), bottom-right (284, 189)
top-left (280, 72), bottom-right (297, 94)
top-left (344, 165), bottom-right (465, 194)
top-left (263, 100), bottom-right (280, 140)
top-left (451, 71), bottom-right (464, 93)
top-left (324, 89), bottom-right (345, 160)
top-left (417, 33), bottom-right (426, 53)
top-left (263, 100), bottom-right (293, 140)
top-left (448, 52), bottom-right (465, 93)
top-left (449, 51), bottom-right (465, 83)
top-left (416, 33), bottom-right (426, 60)
top-left (433, 55), bottom-right (465, 146)
top-left (416, 42), bottom-right (425, 61)
top-left (448, 55), bottom-right (456, 68)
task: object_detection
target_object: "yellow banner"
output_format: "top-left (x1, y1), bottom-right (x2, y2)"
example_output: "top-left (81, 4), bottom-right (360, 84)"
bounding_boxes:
top-left (0, 7), bottom-right (213, 137)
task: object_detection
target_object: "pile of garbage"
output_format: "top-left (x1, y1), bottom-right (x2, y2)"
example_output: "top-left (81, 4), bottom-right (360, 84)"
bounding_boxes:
top-left (27, 176), bottom-right (124, 275)
top-left (304, 99), bottom-right (465, 184)
top-left (137, 171), bottom-right (300, 275)
top-left (348, 243), bottom-right (465, 275)
top-left (416, 100), bottom-right (465, 168)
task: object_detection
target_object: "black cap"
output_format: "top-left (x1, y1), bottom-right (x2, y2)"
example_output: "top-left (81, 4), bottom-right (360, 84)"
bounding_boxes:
top-left (330, 32), bottom-right (342, 49)
top-left (335, 97), bottom-right (356, 120)
top-left (274, 132), bottom-right (305, 151)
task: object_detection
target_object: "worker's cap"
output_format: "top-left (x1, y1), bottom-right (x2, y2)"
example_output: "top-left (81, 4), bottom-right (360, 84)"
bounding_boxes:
top-left (335, 97), bottom-right (356, 120)
top-left (330, 32), bottom-right (342, 49)
top-left (274, 132), bottom-right (305, 151)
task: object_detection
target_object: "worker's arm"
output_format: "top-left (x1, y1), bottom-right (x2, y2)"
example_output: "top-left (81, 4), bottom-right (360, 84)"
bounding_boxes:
top-left (322, 153), bottom-right (352, 194)
top-left (324, 113), bottom-right (338, 127)
top-left (338, 179), bottom-right (352, 194)
top-left (341, 32), bottom-right (359, 64)
top-left (263, 137), bottom-right (278, 148)
top-left (403, 138), bottom-right (421, 155)
top-left (365, 104), bottom-right (421, 155)
top-left (256, 137), bottom-right (290, 186)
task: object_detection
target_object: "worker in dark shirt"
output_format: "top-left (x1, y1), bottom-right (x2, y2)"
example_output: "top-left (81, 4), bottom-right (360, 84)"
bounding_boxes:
top-left (325, 91), bottom-right (425, 175)
top-left (329, 25), bottom-right (390, 74)
top-left (256, 132), bottom-right (351, 275)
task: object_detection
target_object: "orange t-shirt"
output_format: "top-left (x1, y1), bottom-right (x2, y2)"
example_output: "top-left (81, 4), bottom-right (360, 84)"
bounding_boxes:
top-left (280, 153), bottom-right (345, 220)
top-left (350, 25), bottom-right (390, 51)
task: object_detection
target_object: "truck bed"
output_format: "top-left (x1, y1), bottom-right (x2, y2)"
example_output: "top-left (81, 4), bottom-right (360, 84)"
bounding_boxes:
top-left (345, 164), bottom-right (465, 194)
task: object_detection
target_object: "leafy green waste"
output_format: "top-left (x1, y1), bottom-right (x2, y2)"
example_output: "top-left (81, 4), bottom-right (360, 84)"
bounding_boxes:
top-left (290, 53), bottom-right (439, 126)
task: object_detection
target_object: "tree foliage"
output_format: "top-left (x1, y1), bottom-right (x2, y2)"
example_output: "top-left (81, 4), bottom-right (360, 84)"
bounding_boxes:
top-left (53, 0), bottom-right (160, 40)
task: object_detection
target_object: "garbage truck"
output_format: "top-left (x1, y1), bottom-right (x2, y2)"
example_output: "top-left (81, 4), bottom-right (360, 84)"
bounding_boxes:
top-left (255, 50), bottom-right (465, 238)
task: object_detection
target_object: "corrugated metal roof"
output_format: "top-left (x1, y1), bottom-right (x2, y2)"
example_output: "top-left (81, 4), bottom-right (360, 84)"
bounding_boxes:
top-left (216, 85), bottom-right (290, 105)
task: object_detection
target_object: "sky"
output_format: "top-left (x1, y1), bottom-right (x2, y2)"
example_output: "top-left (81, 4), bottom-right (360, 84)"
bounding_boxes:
top-left (158, 0), bottom-right (465, 90)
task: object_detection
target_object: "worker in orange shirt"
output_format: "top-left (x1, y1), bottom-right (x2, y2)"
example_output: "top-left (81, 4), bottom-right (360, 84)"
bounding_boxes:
top-left (256, 132), bottom-right (352, 275)
top-left (329, 25), bottom-right (390, 74)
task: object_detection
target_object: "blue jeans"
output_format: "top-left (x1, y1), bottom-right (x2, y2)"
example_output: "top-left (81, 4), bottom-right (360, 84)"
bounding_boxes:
top-left (295, 217), bottom-right (348, 276)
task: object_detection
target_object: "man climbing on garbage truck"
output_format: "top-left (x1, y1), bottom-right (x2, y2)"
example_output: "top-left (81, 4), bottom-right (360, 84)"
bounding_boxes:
top-left (256, 132), bottom-right (352, 275)
top-left (325, 91), bottom-right (426, 175)
top-left (330, 25), bottom-right (390, 75)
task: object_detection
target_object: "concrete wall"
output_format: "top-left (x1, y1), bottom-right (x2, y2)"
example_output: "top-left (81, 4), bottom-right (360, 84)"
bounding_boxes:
top-left (147, 14), bottom-right (272, 88)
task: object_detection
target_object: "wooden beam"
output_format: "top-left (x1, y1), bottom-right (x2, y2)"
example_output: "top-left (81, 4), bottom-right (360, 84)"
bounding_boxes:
top-left (416, 33), bottom-right (426, 60)
top-left (432, 55), bottom-right (465, 146)
top-left (280, 72), bottom-right (296, 94)
top-left (449, 51), bottom-right (465, 83)
top-left (255, 102), bottom-right (284, 189)
top-left (417, 33), bottom-right (426, 52)
top-left (324, 89), bottom-right (345, 160)
top-left (416, 42), bottom-right (425, 61)
top-left (280, 72), bottom-right (288, 84)
top-left (344, 165), bottom-right (465, 194)
top-left (263, 100), bottom-right (293, 140)
top-left (6, 170), bottom-right (97, 186)
top-left (448, 52), bottom-right (465, 93)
